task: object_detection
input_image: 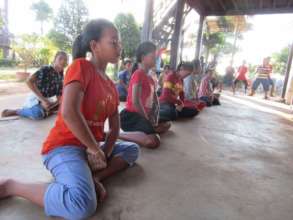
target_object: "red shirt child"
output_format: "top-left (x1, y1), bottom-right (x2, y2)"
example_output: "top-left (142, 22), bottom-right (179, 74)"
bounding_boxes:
top-left (42, 58), bottom-right (119, 154)
top-left (159, 71), bottom-right (184, 105)
top-left (236, 65), bottom-right (248, 81)
top-left (159, 71), bottom-right (205, 111)
top-left (126, 68), bottom-right (155, 115)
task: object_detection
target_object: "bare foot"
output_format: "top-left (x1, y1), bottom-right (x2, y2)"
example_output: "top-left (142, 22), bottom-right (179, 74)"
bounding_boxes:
top-left (92, 176), bottom-right (107, 202)
top-left (0, 179), bottom-right (12, 199)
top-left (154, 122), bottom-right (171, 134)
top-left (1, 109), bottom-right (18, 118)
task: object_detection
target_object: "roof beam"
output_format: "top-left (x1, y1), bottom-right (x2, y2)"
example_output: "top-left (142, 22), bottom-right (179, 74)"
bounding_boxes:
top-left (206, 7), bottom-right (293, 16)
top-left (273, 0), bottom-right (277, 8)
top-left (231, 0), bottom-right (239, 10)
top-left (204, 0), bottom-right (216, 12)
top-left (244, 0), bottom-right (249, 10)
top-left (259, 0), bottom-right (263, 9)
top-left (218, 0), bottom-right (227, 11)
top-left (185, 0), bottom-right (206, 15)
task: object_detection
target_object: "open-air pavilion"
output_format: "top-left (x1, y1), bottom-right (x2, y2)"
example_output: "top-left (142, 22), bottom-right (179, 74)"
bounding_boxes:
top-left (1, 1), bottom-right (293, 220)
top-left (143, 0), bottom-right (293, 103)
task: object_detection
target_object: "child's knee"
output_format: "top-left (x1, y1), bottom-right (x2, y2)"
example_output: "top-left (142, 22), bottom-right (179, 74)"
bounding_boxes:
top-left (31, 106), bottom-right (45, 120)
top-left (66, 188), bottom-right (97, 219)
top-left (123, 142), bottom-right (140, 165)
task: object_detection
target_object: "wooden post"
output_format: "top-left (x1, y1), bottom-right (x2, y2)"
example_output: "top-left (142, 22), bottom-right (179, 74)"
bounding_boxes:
top-left (282, 43), bottom-right (293, 101)
top-left (195, 14), bottom-right (205, 60)
top-left (231, 17), bottom-right (240, 66)
top-left (3, 0), bottom-right (9, 58)
top-left (141, 0), bottom-right (153, 42)
top-left (170, 0), bottom-right (184, 69)
top-left (179, 30), bottom-right (185, 62)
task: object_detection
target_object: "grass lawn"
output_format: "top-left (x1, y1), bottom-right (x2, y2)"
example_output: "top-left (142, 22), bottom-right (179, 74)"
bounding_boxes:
top-left (0, 67), bottom-right (38, 81)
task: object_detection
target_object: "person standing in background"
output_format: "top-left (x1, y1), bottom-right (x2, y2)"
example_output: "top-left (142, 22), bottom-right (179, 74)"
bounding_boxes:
top-left (116, 58), bottom-right (132, 102)
top-left (232, 60), bottom-right (249, 94)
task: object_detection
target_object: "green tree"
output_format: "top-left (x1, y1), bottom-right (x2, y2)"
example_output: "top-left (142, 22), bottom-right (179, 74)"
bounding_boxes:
top-left (49, 0), bottom-right (89, 52)
top-left (35, 36), bottom-right (59, 66)
top-left (203, 16), bottom-right (251, 63)
top-left (31, 0), bottom-right (53, 35)
top-left (221, 16), bottom-right (252, 64)
top-left (12, 34), bottom-right (39, 72)
top-left (114, 13), bottom-right (140, 59)
top-left (203, 32), bottom-right (228, 60)
top-left (47, 30), bottom-right (71, 52)
top-left (272, 46), bottom-right (290, 75)
top-left (13, 34), bottom-right (58, 71)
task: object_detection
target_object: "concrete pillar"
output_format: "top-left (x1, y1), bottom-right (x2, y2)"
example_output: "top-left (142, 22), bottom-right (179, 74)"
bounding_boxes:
top-left (282, 44), bottom-right (293, 104)
top-left (170, 0), bottom-right (185, 69)
top-left (141, 0), bottom-right (153, 42)
top-left (285, 72), bottom-right (293, 105)
top-left (195, 15), bottom-right (205, 60)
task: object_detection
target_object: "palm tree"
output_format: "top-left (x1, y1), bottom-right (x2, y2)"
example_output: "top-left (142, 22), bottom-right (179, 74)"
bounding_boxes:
top-left (203, 16), bottom-right (252, 64)
top-left (31, 0), bottom-right (53, 35)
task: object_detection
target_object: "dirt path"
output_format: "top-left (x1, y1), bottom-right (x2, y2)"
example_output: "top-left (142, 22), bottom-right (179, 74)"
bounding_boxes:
top-left (0, 81), bottom-right (30, 96)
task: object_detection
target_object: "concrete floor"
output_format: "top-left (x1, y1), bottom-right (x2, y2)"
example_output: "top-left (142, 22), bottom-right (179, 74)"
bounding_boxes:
top-left (1, 93), bottom-right (293, 220)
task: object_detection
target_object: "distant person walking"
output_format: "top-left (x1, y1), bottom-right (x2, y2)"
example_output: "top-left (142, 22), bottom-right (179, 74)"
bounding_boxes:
top-left (249, 57), bottom-right (272, 99)
top-left (232, 60), bottom-right (249, 94)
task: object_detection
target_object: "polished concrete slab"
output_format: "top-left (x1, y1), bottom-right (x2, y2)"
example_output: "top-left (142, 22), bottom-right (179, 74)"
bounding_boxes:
top-left (1, 93), bottom-right (293, 220)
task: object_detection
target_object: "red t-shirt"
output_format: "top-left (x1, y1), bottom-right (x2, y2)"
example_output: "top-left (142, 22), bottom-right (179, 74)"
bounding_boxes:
top-left (159, 71), bottom-right (184, 105)
top-left (126, 69), bottom-right (155, 114)
top-left (42, 58), bottom-right (119, 154)
top-left (236, 65), bottom-right (248, 81)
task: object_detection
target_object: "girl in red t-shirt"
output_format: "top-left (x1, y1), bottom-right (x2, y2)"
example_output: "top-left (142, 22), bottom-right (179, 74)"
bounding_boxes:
top-left (0, 19), bottom-right (139, 219)
top-left (119, 42), bottom-right (171, 149)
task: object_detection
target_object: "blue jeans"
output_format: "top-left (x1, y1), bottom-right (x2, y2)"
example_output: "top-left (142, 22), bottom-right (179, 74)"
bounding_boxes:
top-left (268, 78), bottom-right (274, 86)
top-left (199, 96), bottom-right (212, 107)
top-left (43, 142), bottom-right (139, 219)
top-left (17, 104), bottom-right (46, 120)
top-left (252, 78), bottom-right (269, 91)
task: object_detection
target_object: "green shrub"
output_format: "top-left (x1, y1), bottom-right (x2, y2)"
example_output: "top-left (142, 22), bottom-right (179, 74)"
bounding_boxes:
top-left (0, 59), bottom-right (19, 67)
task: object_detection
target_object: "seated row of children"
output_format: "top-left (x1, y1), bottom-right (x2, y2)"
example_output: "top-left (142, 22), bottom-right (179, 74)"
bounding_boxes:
top-left (0, 19), bottom-right (221, 220)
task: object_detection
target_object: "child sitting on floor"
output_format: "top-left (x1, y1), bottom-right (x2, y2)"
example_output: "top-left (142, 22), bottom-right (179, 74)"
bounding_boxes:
top-left (119, 41), bottom-right (171, 149)
top-left (159, 61), bottom-right (202, 121)
top-left (1, 51), bottom-right (68, 120)
top-left (198, 64), bottom-right (221, 107)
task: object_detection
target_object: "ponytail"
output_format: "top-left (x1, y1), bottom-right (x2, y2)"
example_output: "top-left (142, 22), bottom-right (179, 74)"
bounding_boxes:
top-left (72, 19), bottom-right (116, 60)
top-left (131, 62), bottom-right (139, 74)
top-left (72, 34), bottom-right (88, 60)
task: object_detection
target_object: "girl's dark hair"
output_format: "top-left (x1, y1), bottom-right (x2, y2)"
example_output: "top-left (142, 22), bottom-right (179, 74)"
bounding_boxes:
top-left (163, 64), bottom-right (170, 71)
top-left (132, 41), bottom-right (156, 74)
top-left (72, 19), bottom-right (116, 60)
top-left (193, 59), bottom-right (200, 69)
top-left (177, 61), bottom-right (194, 72)
top-left (54, 51), bottom-right (68, 62)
